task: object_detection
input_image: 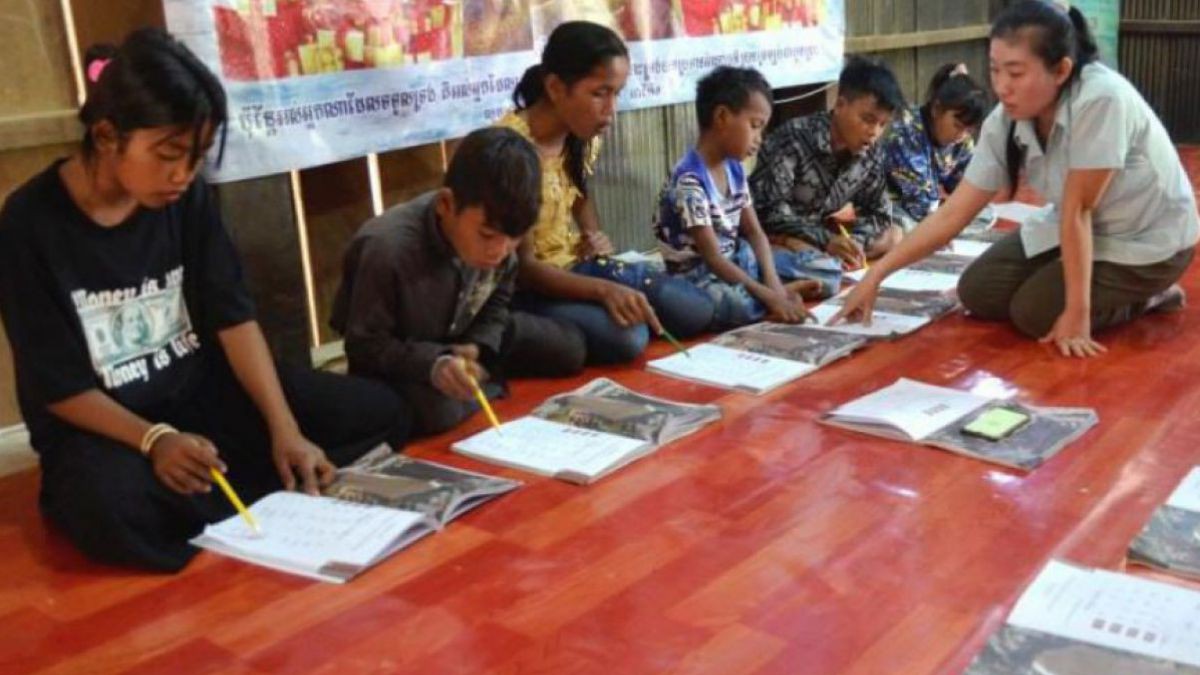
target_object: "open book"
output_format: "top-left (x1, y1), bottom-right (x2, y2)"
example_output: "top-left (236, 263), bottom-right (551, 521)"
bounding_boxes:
top-left (322, 445), bottom-right (521, 525)
top-left (947, 238), bottom-right (993, 258)
top-left (452, 379), bottom-right (721, 484)
top-left (1128, 467), bottom-right (1200, 581)
top-left (191, 447), bottom-right (519, 583)
top-left (909, 251), bottom-right (975, 276)
top-left (806, 303), bottom-right (931, 338)
top-left (648, 323), bottom-right (867, 393)
top-left (713, 323), bottom-right (867, 366)
top-left (820, 378), bottom-right (1097, 471)
top-left (966, 559), bottom-right (1200, 674)
top-left (821, 286), bottom-right (959, 320)
top-left (845, 266), bottom-right (961, 292)
top-left (992, 200), bottom-right (1052, 226)
top-left (957, 204), bottom-right (1014, 244)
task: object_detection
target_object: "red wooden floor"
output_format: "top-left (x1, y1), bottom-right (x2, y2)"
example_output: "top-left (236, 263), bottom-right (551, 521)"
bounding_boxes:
top-left (2, 147), bottom-right (1199, 674)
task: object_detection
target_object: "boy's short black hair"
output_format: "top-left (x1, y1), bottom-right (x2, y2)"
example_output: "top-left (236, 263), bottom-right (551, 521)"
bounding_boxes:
top-left (443, 127), bottom-right (542, 237)
top-left (837, 56), bottom-right (905, 112)
top-left (695, 66), bottom-right (773, 130)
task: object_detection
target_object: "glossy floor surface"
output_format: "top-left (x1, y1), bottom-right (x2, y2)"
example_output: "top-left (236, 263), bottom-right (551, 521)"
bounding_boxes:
top-left (2, 148), bottom-right (1199, 674)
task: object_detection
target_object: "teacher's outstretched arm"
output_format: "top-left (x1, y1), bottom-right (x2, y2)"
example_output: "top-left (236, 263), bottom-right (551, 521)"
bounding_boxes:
top-left (830, 180), bottom-right (996, 325)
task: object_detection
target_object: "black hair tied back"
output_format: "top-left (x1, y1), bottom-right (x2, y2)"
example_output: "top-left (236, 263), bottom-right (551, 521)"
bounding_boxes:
top-left (79, 27), bottom-right (228, 167)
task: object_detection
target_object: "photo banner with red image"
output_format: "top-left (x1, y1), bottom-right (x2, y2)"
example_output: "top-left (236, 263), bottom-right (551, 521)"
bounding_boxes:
top-left (164, 0), bottom-right (845, 182)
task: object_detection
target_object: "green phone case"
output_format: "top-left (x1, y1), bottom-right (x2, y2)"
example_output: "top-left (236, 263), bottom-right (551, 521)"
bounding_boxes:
top-left (962, 407), bottom-right (1030, 441)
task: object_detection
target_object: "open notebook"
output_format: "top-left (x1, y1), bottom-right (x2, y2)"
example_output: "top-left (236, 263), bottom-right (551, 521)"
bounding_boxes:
top-left (821, 286), bottom-right (959, 320)
top-left (947, 238), bottom-right (993, 258)
top-left (849, 267), bottom-right (961, 292)
top-left (192, 447), bottom-right (519, 582)
top-left (821, 378), bottom-right (1097, 471)
top-left (806, 303), bottom-right (931, 338)
top-left (1128, 467), bottom-right (1200, 581)
top-left (966, 559), bottom-right (1200, 673)
top-left (648, 323), bottom-right (867, 393)
top-left (452, 379), bottom-right (721, 484)
top-left (712, 323), bottom-right (868, 364)
top-left (909, 251), bottom-right (975, 276)
top-left (647, 342), bottom-right (817, 394)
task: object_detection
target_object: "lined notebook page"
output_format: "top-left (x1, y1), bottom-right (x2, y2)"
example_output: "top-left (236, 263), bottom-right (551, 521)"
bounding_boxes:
top-left (1009, 560), bottom-right (1200, 667)
top-left (199, 492), bottom-right (427, 573)
top-left (876, 268), bottom-right (961, 293)
top-left (648, 343), bottom-right (816, 393)
top-left (452, 416), bottom-right (647, 481)
top-left (829, 378), bottom-right (994, 440)
top-left (807, 304), bottom-right (929, 337)
top-left (947, 239), bottom-right (993, 258)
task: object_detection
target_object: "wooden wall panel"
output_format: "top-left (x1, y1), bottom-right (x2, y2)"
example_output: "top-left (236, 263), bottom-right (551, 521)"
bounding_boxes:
top-left (1120, 0), bottom-right (1200, 142)
top-left (592, 106), bottom-right (673, 251)
top-left (66, 0), bottom-right (165, 49)
top-left (0, 309), bottom-right (16, 426)
top-left (0, 0), bottom-right (79, 426)
top-left (379, 143), bottom-right (447, 210)
top-left (216, 176), bottom-right (311, 365)
top-left (299, 159), bottom-right (375, 345)
top-left (0, 0), bottom-right (75, 115)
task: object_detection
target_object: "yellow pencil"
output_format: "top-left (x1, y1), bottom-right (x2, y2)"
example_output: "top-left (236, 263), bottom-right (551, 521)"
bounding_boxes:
top-left (837, 223), bottom-right (868, 270)
top-left (659, 328), bottom-right (691, 358)
top-left (467, 372), bottom-right (503, 434)
top-left (209, 468), bottom-right (261, 535)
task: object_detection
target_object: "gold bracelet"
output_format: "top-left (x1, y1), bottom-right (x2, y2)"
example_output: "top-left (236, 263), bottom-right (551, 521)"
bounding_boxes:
top-left (139, 423), bottom-right (178, 456)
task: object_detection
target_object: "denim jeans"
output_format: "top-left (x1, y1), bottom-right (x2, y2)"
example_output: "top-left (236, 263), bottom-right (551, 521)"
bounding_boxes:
top-left (678, 241), bottom-right (843, 330)
top-left (515, 257), bottom-right (715, 364)
top-left (771, 247), bottom-right (843, 298)
top-left (679, 241), bottom-right (768, 329)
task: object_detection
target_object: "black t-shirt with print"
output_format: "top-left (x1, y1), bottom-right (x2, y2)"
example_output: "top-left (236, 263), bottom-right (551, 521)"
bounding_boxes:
top-left (0, 161), bottom-right (256, 455)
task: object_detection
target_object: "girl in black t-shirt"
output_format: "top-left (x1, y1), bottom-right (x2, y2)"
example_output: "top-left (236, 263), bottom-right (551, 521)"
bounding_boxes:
top-left (0, 28), bottom-right (409, 571)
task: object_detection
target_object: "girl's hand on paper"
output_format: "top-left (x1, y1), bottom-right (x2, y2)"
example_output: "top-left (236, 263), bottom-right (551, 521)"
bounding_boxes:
top-left (272, 431), bottom-right (334, 495)
top-left (149, 432), bottom-right (225, 495)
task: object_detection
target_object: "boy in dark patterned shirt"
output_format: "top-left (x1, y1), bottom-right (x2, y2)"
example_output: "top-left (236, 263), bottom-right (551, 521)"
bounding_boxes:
top-left (750, 57), bottom-right (906, 270)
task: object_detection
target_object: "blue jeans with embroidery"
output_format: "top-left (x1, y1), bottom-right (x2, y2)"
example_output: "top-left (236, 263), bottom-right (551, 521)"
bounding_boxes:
top-left (771, 246), bottom-right (843, 298)
top-left (515, 257), bottom-right (714, 364)
top-left (679, 241), bottom-right (843, 330)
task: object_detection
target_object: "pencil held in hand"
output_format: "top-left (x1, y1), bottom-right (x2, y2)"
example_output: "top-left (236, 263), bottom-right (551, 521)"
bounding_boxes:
top-left (837, 224), bottom-right (868, 270)
top-left (660, 328), bottom-right (691, 358)
top-left (210, 468), bottom-right (261, 535)
top-left (465, 369), bottom-right (503, 434)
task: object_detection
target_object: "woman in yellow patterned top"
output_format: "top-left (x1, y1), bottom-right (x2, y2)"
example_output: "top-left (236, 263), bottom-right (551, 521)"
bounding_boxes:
top-left (498, 21), bottom-right (714, 364)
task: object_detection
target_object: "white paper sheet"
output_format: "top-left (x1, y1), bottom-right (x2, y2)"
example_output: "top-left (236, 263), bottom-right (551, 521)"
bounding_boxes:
top-left (648, 342), bottom-right (816, 394)
top-left (807, 303), bottom-right (930, 337)
top-left (828, 377), bottom-right (995, 440)
top-left (1166, 467), bottom-right (1200, 513)
top-left (875, 268), bottom-right (962, 293)
top-left (993, 201), bottom-right (1051, 225)
top-left (1009, 560), bottom-right (1200, 668)
top-left (452, 416), bottom-right (647, 481)
top-left (947, 239), bottom-right (993, 258)
top-left (198, 492), bottom-right (428, 576)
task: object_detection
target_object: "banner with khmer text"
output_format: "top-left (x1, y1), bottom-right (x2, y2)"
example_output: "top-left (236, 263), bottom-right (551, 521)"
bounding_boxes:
top-left (164, 0), bottom-right (845, 182)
